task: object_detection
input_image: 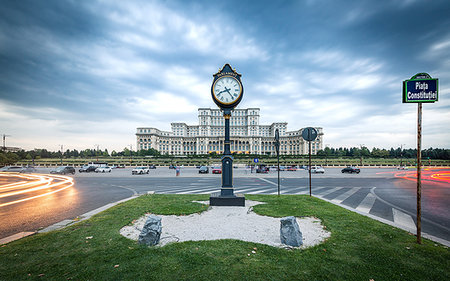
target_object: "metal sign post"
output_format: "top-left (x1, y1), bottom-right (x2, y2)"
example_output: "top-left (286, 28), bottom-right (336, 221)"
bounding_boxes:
top-left (402, 72), bottom-right (438, 244)
top-left (275, 129), bottom-right (280, 196)
top-left (302, 127), bottom-right (318, 197)
top-left (417, 103), bottom-right (422, 244)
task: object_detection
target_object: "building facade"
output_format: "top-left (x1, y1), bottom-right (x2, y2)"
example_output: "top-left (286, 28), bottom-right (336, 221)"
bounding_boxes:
top-left (136, 108), bottom-right (323, 155)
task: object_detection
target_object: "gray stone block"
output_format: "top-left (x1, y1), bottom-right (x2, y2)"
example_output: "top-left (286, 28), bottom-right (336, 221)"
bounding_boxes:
top-left (138, 215), bottom-right (162, 246)
top-left (280, 216), bottom-right (303, 247)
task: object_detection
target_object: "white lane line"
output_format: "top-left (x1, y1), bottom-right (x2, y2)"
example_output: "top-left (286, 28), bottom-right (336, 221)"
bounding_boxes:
top-left (392, 208), bottom-right (416, 230)
top-left (356, 192), bottom-right (377, 213)
top-left (317, 187), bottom-right (345, 197)
top-left (331, 187), bottom-right (360, 204)
top-left (248, 188), bottom-right (278, 194)
top-left (177, 187), bottom-right (219, 194)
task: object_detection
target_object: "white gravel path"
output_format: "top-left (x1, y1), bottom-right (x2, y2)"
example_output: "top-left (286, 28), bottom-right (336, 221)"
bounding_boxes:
top-left (120, 200), bottom-right (331, 249)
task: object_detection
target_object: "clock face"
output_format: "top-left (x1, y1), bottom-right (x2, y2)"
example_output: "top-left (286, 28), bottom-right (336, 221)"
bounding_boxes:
top-left (212, 76), bottom-right (242, 105)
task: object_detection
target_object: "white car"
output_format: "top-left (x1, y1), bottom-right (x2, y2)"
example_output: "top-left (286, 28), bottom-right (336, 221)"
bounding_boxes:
top-left (95, 166), bottom-right (112, 173)
top-left (311, 166), bottom-right (325, 173)
top-left (132, 167), bottom-right (150, 175)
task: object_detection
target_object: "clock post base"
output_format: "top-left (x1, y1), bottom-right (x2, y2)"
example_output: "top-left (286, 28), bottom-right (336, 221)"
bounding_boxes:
top-left (209, 192), bottom-right (245, 207)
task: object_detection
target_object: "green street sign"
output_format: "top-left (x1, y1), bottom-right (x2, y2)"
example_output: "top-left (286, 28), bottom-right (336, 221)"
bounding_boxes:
top-left (402, 73), bottom-right (438, 103)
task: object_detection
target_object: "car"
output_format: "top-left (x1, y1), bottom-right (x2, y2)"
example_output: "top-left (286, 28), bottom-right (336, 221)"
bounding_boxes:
top-left (0, 166), bottom-right (26, 172)
top-left (51, 166), bottom-right (75, 175)
top-left (212, 167), bottom-right (222, 174)
top-left (341, 166), bottom-right (360, 174)
top-left (256, 167), bottom-right (269, 173)
top-left (397, 166), bottom-right (408, 170)
top-left (149, 165), bottom-right (157, 169)
top-left (287, 166), bottom-right (297, 171)
top-left (79, 165), bottom-right (97, 173)
top-left (256, 165), bottom-right (269, 173)
top-left (95, 166), bottom-right (112, 173)
top-left (132, 166), bottom-right (150, 175)
top-left (198, 166), bottom-right (209, 174)
top-left (311, 166), bottom-right (325, 173)
top-left (169, 165), bottom-right (176, 169)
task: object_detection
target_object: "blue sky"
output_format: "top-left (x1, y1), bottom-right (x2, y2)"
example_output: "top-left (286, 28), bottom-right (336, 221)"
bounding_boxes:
top-left (0, 0), bottom-right (449, 152)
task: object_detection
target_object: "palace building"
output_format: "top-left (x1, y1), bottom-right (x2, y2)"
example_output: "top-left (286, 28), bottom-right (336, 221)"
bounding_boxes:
top-left (136, 108), bottom-right (323, 155)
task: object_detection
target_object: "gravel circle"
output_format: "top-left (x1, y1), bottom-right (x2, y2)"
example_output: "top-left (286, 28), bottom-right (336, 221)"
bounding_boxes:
top-left (120, 200), bottom-right (331, 249)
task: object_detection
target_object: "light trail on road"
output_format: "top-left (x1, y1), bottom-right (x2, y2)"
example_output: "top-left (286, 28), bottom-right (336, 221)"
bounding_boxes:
top-left (0, 173), bottom-right (74, 208)
top-left (375, 168), bottom-right (450, 184)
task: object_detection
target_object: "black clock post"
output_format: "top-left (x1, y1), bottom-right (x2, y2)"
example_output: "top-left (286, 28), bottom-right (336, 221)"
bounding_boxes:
top-left (209, 64), bottom-right (245, 207)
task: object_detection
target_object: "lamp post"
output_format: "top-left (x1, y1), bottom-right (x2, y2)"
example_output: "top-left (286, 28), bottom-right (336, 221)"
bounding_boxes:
top-left (359, 144), bottom-right (365, 166)
top-left (95, 144), bottom-right (99, 162)
top-left (59, 144), bottom-right (63, 165)
top-left (275, 129), bottom-right (280, 196)
top-left (129, 144), bottom-right (133, 166)
top-left (400, 144), bottom-right (405, 166)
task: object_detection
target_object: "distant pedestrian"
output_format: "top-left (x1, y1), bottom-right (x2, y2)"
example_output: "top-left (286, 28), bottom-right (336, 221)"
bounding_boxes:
top-left (176, 166), bottom-right (180, 176)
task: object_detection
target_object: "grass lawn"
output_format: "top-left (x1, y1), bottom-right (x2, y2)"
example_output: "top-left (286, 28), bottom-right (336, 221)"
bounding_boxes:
top-left (0, 194), bottom-right (449, 280)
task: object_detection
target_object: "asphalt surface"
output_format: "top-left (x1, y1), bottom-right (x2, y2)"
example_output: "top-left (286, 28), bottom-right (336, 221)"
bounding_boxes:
top-left (0, 167), bottom-right (449, 243)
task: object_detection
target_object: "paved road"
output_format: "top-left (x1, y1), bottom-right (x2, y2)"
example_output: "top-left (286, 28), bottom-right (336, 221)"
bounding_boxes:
top-left (1, 167), bottom-right (449, 243)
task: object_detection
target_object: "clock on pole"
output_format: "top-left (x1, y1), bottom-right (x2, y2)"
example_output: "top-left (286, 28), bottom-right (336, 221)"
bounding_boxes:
top-left (209, 63), bottom-right (245, 207)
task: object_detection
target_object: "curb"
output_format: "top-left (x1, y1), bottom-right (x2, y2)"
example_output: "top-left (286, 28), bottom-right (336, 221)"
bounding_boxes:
top-left (0, 192), bottom-right (154, 245)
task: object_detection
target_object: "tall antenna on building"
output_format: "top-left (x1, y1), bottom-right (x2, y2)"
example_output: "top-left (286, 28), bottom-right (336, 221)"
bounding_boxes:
top-left (2, 134), bottom-right (11, 151)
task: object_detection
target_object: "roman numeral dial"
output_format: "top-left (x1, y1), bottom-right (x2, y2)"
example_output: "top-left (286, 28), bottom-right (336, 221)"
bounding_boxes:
top-left (212, 76), bottom-right (242, 105)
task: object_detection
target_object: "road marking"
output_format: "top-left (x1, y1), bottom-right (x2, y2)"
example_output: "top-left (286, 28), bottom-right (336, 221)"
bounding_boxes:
top-left (317, 187), bottom-right (345, 197)
top-left (331, 187), bottom-right (360, 204)
top-left (392, 208), bottom-right (416, 230)
top-left (177, 188), bottom-right (219, 194)
top-left (356, 192), bottom-right (376, 213)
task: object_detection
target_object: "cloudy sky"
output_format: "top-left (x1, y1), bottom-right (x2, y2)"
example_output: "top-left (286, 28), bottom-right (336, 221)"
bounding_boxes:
top-left (0, 0), bottom-right (449, 152)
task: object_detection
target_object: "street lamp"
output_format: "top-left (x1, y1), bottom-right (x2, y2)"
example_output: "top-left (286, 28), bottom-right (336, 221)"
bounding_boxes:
top-left (400, 144), bottom-right (406, 166)
top-left (94, 144), bottom-right (99, 162)
top-left (59, 144), bottom-right (64, 165)
top-left (359, 144), bottom-right (365, 166)
top-left (129, 144), bottom-right (133, 166)
top-left (274, 129), bottom-right (280, 196)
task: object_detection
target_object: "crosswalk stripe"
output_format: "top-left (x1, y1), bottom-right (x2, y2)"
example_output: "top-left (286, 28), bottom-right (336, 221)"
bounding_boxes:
top-left (331, 187), bottom-right (360, 204)
top-left (317, 187), bottom-right (345, 197)
top-left (392, 208), bottom-right (416, 230)
top-left (356, 192), bottom-right (376, 213)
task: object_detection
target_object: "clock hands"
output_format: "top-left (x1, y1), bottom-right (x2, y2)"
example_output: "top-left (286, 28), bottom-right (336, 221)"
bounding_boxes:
top-left (217, 87), bottom-right (234, 99)
top-left (223, 87), bottom-right (233, 98)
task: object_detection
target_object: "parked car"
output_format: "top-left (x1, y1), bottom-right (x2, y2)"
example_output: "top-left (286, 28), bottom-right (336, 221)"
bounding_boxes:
top-left (95, 166), bottom-right (112, 173)
top-left (199, 166), bottom-right (209, 174)
top-left (311, 166), bottom-right (325, 173)
top-left (79, 165), bottom-right (97, 173)
top-left (287, 166), bottom-right (297, 171)
top-left (212, 167), bottom-right (222, 174)
top-left (51, 166), bottom-right (75, 175)
top-left (132, 167), bottom-right (150, 175)
top-left (341, 166), bottom-right (360, 174)
top-left (149, 165), bottom-right (156, 169)
top-left (256, 165), bottom-right (269, 173)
